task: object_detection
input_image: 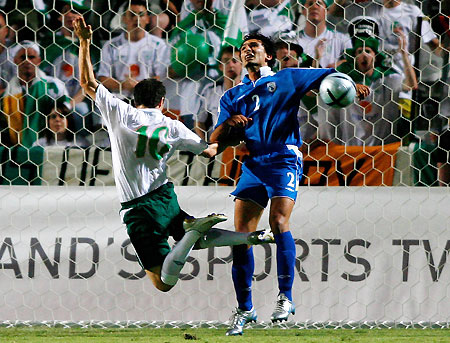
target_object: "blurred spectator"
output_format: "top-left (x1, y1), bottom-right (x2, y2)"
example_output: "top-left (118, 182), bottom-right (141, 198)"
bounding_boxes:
top-left (0, 41), bottom-right (70, 148)
top-left (97, 0), bottom-right (169, 100)
top-left (194, 46), bottom-right (243, 140)
top-left (245, 0), bottom-right (295, 39)
top-left (317, 30), bottom-right (417, 146)
top-left (295, 0), bottom-right (352, 68)
top-left (32, 102), bottom-right (89, 148)
top-left (40, 1), bottom-right (99, 133)
top-left (169, 0), bottom-right (246, 129)
top-left (275, 40), bottom-right (313, 69)
top-left (370, 0), bottom-right (441, 118)
top-left (148, 1), bottom-right (171, 38)
top-left (161, 0), bottom-right (182, 30)
top-left (108, 1), bottom-right (171, 38)
top-left (327, 0), bottom-right (380, 33)
top-left (0, 10), bottom-right (14, 95)
top-left (332, 0), bottom-right (442, 120)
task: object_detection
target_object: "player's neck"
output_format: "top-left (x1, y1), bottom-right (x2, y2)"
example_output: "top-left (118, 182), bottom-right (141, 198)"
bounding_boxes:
top-left (246, 65), bottom-right (263, 81)
top-left (305, 21), bottom-right (326, 38)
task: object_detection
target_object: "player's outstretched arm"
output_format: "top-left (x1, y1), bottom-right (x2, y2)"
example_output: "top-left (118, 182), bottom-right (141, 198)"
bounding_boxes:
top-left (74, 17), bottom-right (98, 100)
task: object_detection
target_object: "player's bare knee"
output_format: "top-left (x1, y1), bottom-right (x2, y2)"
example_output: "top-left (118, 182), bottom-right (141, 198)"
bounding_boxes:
top-left (269, 214), bottom-right (289, 234)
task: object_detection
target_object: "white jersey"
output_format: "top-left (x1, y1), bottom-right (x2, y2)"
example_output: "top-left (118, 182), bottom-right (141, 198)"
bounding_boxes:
top-left (0, 48), bottom-right (15, 91)
top-left (318, 72), bottom-right (403, 146)
top-left (295, 28), bottom-right (352, 68)
top-left (247, 0), bottom-right (294, 38)
top-left (365, 3), bottom-right (437, 99)
top-left (50, 49), bottom-right (80, 98)
top-left (97, 32), bottom-right (169, 98)
top-left (95, 84), bottom-right (207, 203)
top-left (368, 3), bottom-right (437, 54)
top-left (197, 81), bottom-right (223, 130)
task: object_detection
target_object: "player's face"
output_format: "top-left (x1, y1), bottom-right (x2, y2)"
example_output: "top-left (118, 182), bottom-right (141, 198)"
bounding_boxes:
top-left (240, 39), bottom-right (272, 69)
top-left (276, 47), bottom-right (299, 69)
top-left (303, 0), bottom-right (327, 24)
top-left (14, 47), bottom-right (41, 82)
top-left (355, 46), bottom-right (376, 73)
top-left (221, 51), bottom-right (242, 79)
top-left (48, 110), bottom-right (68, 134)
top-left (123, 5), bottom-right (149, 31)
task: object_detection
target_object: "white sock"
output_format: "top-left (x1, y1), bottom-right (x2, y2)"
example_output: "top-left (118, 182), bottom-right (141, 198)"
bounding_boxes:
top-left (196, 228), bottom-right (250, 248)
top-left (160, 229), bottom-right (202, 286)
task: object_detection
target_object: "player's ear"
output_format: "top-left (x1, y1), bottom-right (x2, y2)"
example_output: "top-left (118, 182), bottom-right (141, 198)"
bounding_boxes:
top-left (266, 54), bottom-right (273, 64)
top-left (158, 97), bottom-right (165, 109)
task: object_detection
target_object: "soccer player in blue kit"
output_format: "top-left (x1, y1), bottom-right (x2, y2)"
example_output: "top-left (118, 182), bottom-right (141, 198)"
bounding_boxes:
top-left (210, 33), bottom-right (370, 336)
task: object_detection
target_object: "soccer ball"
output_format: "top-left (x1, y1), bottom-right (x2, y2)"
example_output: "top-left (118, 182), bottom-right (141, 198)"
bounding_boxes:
top-left (319, 72), bottom-right (357, 108)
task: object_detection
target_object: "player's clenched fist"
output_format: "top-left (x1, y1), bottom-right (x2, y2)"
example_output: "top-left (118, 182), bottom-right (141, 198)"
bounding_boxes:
top-left (73, 17), bottom-right (92, 41)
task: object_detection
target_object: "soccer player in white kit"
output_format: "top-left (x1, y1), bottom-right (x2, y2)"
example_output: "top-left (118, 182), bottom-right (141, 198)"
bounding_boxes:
top-left (74, 17), bottom-right (274, 292)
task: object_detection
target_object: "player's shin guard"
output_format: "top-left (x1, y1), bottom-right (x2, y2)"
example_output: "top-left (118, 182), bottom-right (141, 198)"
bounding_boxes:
top-left (232, 245), bottom-right (254, 311)
top-left (275, 231), bottom-right (295, 301)
top-left (161, 230), bottom-right (202, 286)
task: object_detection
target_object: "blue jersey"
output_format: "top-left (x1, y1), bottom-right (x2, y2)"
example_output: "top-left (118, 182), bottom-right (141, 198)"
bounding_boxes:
top-left (216, 66), bottom-right (335, 154)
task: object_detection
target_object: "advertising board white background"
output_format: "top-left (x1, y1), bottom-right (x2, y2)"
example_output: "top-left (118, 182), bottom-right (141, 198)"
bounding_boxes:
top-left (0, 186), bottom-right (449, 323)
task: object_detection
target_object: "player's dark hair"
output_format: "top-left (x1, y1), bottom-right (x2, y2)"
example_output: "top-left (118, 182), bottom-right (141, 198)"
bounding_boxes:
top-left (274, 40), bottom-right (304, 58)
top-left (133, 78), bottom-right (166, 108)
top-left (240, 33), bottom-right (276, 68)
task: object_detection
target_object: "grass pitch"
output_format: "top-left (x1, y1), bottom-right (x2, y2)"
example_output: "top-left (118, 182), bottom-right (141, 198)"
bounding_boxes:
top-left (1, 328), bottom-right (450, 343)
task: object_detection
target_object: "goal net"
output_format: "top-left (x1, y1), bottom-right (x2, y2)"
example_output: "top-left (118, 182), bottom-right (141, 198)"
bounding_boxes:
top-left (0, 0), bottom-right (449, 329)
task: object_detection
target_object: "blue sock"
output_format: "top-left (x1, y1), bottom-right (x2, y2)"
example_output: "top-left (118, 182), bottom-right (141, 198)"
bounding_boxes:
top-left (231, 245), bottom-right (254, 311)
top-left (275, 231), bottom-right (295, 301)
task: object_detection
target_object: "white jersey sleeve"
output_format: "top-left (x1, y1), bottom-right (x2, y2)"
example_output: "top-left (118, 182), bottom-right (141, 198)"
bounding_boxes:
top-left (95, 83), bottom-right (132, 127)
top-left (170, 120), bottom-right (208, 155)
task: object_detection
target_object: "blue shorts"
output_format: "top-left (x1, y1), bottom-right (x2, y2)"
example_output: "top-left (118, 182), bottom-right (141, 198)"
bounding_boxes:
top-left (231, 145), bottom-right (303, 208)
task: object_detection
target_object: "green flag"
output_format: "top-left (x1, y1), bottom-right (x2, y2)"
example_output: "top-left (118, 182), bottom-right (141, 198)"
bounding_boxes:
top-left (222, 0), bottom-right (248, 48)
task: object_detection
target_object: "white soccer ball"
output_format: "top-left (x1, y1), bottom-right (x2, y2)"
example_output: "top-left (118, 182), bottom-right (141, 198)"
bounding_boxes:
top-left (319, 72), bottom-right (357, 108)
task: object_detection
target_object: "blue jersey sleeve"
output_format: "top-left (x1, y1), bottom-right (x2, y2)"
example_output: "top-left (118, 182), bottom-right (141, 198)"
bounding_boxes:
top-left (287, 68), bottom-right (336, 94)
top-left (215, 90), bottom-right (234, 128)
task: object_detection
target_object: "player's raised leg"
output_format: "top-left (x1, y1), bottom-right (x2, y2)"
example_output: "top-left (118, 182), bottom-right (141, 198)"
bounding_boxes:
top-left (160, 213), bottom-right (227, 287)
top-left (195, 227), bottom-right (274, 248)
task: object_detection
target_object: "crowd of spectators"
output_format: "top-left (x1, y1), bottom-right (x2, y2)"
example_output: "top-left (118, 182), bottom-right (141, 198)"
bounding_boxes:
top-left (0, 0), bottom-right (448, 185)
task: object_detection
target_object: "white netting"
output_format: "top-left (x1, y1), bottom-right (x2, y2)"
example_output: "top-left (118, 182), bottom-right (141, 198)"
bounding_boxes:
top-left (0, 0), bottom-right (449, 328)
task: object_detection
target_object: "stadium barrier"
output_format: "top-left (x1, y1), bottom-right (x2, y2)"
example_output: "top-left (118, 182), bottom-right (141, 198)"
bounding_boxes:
top-left (0, 144), bottom-right (413, 186)
top-left (1, 186), bottom-right (448, 326)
